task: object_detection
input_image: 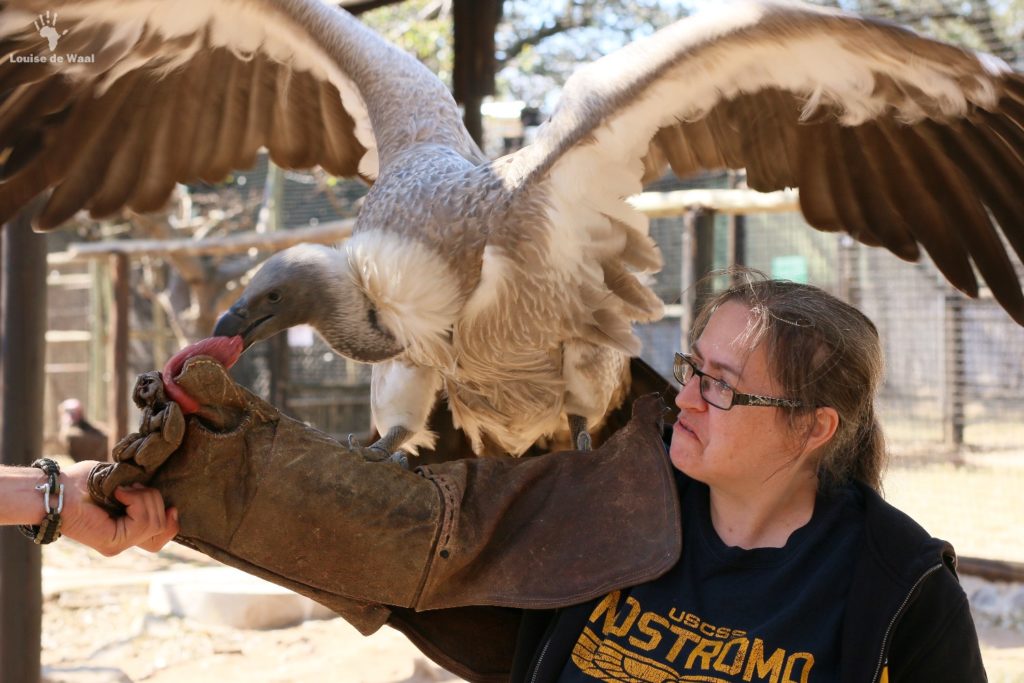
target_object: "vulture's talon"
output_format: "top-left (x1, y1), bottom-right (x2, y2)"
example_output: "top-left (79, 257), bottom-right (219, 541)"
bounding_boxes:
top-left (366, 444), bottom-right (391, 461)
top-left (576, 431), bottom-right (593, 452)
top-left (345, 434), bottom-right (402, 464)
top-left (388, 451), bottom-right (410, 470)
top-left (568, 414), bottom-right (592, 452)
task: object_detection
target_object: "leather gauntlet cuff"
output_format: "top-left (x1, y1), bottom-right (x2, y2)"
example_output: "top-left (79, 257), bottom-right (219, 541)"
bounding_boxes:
top-left (89, 356), bottom-right (440, 634)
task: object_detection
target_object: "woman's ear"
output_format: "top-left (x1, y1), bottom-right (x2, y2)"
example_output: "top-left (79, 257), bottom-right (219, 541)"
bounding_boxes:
top-left (803, 406), bottom-right (839, 457)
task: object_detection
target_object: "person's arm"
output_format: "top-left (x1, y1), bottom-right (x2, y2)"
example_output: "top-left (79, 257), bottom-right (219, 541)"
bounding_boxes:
top-left (0, 461), bottom-right (178, 555)
top-left (887, 566), bottom-right (987, 682)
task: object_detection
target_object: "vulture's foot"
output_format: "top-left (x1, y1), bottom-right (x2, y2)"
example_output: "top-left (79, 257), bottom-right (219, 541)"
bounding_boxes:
top-left (346, 426), bottom-right (411, 469)
top-left (568, 414), bottom-right (593, 452)
top-left (387, 450), bottom-right (410, 469)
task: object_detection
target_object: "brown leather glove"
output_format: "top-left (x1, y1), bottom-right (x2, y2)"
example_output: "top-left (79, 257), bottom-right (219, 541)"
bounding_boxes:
top-left (89, 354), bottom-right (680, 678)
top-left (90, 355), bottom-right (438, 632)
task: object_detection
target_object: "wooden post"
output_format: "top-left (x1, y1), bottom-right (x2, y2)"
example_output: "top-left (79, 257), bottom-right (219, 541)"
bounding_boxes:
top-left (453, 0), bottom-right (500, 147)
top-left (269, 334), bottom-right (290, 410)
top-left (726, 171), bottom-right (745, 272)
top-left (108, 252), bottom-right (130, 445)
top-left (693, 209), bottom-right (717, 313)
top-left (461, 93), bottom-right (484, 147)
top-left (730, 213), bottom-right (746, 270)
top-left (679, 210), bottom-right (697, 342)
top-left (0, 206), bottom-right (47, 683)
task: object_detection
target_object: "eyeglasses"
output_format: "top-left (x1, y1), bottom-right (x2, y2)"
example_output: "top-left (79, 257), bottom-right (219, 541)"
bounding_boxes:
top-left (673, 353), bottom-right (804, 411)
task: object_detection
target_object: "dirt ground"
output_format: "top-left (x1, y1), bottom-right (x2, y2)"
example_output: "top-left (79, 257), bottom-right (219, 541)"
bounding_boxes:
top-left (40, 455), bottom-right (1024, 683)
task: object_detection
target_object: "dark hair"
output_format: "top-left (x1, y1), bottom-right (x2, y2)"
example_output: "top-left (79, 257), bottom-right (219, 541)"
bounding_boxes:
top-left (689, 270), bottom-right (887, 492)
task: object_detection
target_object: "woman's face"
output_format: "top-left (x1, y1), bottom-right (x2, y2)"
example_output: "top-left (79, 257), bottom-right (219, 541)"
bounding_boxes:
top-left (670, 300), bottom-right (811, 492)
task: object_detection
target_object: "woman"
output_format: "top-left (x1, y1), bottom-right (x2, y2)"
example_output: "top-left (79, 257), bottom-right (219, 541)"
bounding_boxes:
top-left (542, 276), bottom-right (985, 682)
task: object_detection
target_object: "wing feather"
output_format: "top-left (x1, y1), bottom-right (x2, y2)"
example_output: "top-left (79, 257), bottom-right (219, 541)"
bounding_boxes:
top-left (237, 55), bottom-right (277, 172)
top-left (38, 71), bottom-right (145, 228)
top-left (741, 89), bottom-right (799, 190)
top-left (904, 122), bottom-right (1024, 318)
top-left (129, 72), bottom-right (192, 213)
top-left (924, 118), bottom-right (1024, 263)
top-left (818, 123), bottom-right (883, 249)
top-left (873, 118), bottom-right (979, 296)
top-left (87, 86), bottom-right (153, 218)
top-left (268, 64), bottom-right (311, 168)
top-left (511, 0), bottom-right (1024, 323)
top-left (795, 122), bottom-right (844, 234)
top-left (183, 47), bottom-right (234, 182)
top-left (839, 123), bottom-right (918, 260)
top-left (0, 0), bottom-right (458, 229)
top-left (318, 79), bottom-right (364, 178)
top-left (202, 52), bottom-right (252, 182)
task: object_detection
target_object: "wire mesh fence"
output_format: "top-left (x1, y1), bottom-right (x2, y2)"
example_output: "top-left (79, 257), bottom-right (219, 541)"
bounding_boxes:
top-left (644, 206), bottom-right (1024, 459)
top-left (43, 194), bottom-right (1024, 457)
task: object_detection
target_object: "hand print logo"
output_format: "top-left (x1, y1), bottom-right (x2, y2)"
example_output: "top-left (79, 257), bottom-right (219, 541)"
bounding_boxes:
top-left (34, 11), bottom-right (68, 52)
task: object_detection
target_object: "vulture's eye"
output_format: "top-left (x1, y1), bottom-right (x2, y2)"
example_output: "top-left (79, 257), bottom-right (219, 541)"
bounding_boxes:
top-left (267, 291), bottom-right (282, 304)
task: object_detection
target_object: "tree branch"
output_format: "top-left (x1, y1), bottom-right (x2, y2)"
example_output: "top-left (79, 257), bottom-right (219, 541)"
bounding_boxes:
top-left (499, 16), bottom-right (587, 66)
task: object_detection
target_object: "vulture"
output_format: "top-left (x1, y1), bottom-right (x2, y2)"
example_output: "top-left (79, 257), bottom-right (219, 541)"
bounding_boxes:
top-left (2, 1), bottom-right (1023, 458)
top-left (57, 398), bottom-right (109, 463)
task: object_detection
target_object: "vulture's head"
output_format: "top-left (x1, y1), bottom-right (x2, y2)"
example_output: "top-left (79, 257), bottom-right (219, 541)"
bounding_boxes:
top-left (214, 244), bottom-right (404, 363)
top-left (59, 398), bottom-right (84, 426)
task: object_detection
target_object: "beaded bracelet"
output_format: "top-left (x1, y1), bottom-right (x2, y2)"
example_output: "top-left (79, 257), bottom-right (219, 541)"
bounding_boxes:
top-left (17, 458), bottom-right (64, 545)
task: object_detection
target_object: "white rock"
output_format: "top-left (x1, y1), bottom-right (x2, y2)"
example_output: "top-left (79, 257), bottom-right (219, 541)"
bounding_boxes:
top-left (148, 566), bottom-right (335, 630)
top-left (42, 666), bottom-right (132, 683)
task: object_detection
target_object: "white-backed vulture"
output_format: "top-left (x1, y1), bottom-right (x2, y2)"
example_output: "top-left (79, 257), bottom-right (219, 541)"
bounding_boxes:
top-left (2, 0), bottom-right (1022, 456)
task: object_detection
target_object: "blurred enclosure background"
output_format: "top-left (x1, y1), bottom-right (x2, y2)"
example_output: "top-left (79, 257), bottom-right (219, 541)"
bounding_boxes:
top-left (40, 0), bottom-right (1024, 566)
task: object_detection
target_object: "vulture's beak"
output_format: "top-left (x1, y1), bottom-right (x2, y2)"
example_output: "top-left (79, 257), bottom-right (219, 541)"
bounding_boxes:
top-left (213, 300), bottom-right (273, 349)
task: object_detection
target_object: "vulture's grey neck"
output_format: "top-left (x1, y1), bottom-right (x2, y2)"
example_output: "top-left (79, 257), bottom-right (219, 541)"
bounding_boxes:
top-left (229, 243), bottom-right (404, 364)
top-left (308, 259), bottom-right (403, 364)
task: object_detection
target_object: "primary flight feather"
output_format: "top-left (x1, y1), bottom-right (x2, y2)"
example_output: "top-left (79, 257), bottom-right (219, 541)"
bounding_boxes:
top-left (2, 0), bottom-right (1023, 456)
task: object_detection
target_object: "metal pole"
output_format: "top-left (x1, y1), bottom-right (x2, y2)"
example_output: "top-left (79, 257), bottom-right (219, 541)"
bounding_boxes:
top-left (944, 293), bottom-right (966, 458)
top-left (0, 206), bottom-right (47, 683)
top-left (264, 163), bottom-right (290, 411)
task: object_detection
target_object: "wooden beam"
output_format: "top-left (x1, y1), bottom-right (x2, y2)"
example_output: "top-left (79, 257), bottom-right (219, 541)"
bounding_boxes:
top-left (48, 218), bottom-right (356, 263)
top-left (0, 206), bottom-right (47, 683)
top-left (958, 556), bottom-right (1024, 583)
top-left (109, 253), bottom-right (130, 445)
top-left (629, 188), bottom-right (800, 217)
top-left (46, 189), bottom-right (801, 266)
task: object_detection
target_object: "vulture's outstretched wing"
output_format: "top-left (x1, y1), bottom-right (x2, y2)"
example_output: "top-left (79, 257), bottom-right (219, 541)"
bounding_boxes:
top-left (512, 0), bottom-right (1024, 324)
top-left (0, 0), bottom-right (482, 229)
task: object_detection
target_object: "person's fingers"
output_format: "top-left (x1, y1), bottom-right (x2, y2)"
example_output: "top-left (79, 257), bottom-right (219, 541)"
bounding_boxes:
top-left (112, 486), bottom-right (178, 551)
top-left (137, 508), bottom-right (179, 552)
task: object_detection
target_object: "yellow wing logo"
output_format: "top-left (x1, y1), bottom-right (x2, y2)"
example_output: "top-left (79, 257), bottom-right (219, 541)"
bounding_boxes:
top-left (571, 626), bottom-right (733, 683)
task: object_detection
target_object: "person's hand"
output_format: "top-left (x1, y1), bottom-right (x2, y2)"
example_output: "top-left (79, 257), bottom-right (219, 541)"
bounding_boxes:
top-left (58, 461), bottom-right (179, 556)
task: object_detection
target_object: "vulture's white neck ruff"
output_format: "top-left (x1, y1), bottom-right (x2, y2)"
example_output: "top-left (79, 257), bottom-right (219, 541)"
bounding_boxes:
top-left (346, 231), bottom-right (462, 366)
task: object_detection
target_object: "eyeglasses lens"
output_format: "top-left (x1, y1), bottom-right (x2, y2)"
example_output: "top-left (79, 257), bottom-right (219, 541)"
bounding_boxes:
top-left (674, 354), bottom-right (733, 410)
